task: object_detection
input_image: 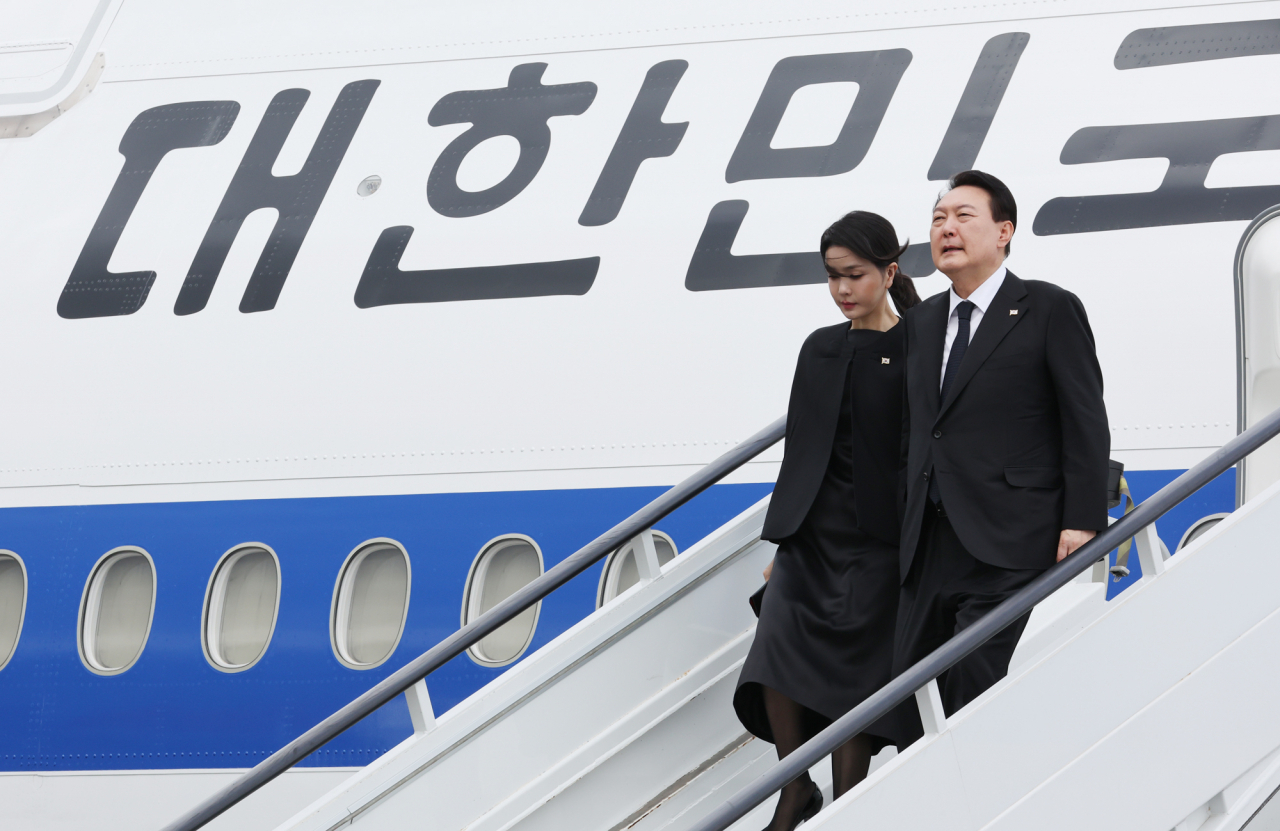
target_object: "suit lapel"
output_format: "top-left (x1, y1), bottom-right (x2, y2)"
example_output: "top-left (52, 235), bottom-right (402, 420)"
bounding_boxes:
top-left (913, 294), bottom-right (948, 418)
top-left (936, 272), bottom-right (1030, 422)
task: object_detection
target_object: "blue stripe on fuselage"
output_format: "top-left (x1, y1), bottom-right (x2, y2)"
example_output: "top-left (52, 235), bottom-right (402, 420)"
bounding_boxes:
top-left (0, 468), bottom-right (1236, 771)
top-left (0, 482), bottom-right (773, 771)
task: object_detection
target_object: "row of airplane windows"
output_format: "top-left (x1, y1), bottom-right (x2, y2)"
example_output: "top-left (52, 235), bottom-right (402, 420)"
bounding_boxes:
top-left (0, 531), bottom-right (678, 676)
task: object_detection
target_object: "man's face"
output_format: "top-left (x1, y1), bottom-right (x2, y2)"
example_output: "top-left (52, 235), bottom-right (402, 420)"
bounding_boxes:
top-left (930, 185), bottom-right (1013, 278)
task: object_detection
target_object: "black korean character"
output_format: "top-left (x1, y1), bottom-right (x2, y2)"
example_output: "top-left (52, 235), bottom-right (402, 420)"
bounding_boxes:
top-left (57, 101), bottom-right (241, 319)
top-left (578, 60), bottom-right (689, 227)
top-left (427, 63), bottom-right (596, 218)
top-left (355, 64), bottom-right (601, 307)
top-left (1035, 21), bottom-right (1280, 237)
top-left (176, 80), bottom-right (380, 314)
top-left (688, 36), bottom-right (1029, 291)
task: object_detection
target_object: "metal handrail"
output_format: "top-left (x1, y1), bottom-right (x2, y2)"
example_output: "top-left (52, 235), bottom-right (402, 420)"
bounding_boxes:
top-left (1233, 204), bottom-right (1280, 508)
top-left (160, 416), bottom-right (787, 831)
top-left (689, 404), bottom-right (1280, 831)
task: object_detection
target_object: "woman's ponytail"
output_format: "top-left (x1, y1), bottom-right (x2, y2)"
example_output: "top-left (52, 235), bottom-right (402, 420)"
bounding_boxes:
top-left (889, 272), bottom-right (922, 311)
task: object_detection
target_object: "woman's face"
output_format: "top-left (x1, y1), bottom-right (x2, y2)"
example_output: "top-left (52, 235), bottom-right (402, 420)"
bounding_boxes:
top-left (825, 245), bottom-right (895, 322)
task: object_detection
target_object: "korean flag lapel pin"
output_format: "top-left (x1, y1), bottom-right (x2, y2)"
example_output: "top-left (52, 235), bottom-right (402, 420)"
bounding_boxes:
top-left (1009, 308), bottom-right (1019, 316)
top-left (881, 357), bottom-right (891, 364)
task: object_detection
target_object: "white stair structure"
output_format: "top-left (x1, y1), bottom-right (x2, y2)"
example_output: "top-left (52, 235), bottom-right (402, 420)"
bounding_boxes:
top-left (272, 479), bottom-right (1280, 831)
top-left (271, 493), bottom-right (1113, 831)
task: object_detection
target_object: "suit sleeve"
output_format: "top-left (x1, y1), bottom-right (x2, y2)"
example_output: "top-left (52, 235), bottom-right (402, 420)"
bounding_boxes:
top-left (899, 318), bottom-right (912, 515)
top-left (1045, 290), bottom-right (1111, 531)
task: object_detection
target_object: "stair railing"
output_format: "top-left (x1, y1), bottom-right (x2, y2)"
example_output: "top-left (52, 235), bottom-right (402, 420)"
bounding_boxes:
top-left (159, 416), bottom-right (787, 831)
top-left (688, 404), bottom-right (1280, 831)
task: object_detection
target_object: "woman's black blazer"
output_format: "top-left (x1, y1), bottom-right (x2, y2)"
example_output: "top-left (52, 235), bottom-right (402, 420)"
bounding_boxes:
top-left (762, 321), bottom-right (905, 546)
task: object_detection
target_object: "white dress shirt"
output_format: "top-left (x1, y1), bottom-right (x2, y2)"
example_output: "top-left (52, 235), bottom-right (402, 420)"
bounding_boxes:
top-left (940, 265), bottom-right (1007, 390)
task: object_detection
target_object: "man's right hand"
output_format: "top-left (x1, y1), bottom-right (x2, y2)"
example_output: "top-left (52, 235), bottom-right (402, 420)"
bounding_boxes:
top-left (763, 559), bottom-right (774, 581)
top-left (1056, 528), bottom-right (1097, 562)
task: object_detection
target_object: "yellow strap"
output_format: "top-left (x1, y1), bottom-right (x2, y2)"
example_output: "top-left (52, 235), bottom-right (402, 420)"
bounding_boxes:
top-left (1110, 475), bottom-right (1135, 581)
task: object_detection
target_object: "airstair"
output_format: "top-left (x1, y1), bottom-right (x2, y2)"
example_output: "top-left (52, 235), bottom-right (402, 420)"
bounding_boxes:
top-left (267, 496), bottom-right (1111, 831)
top-left (258, 466), bottom-right (1280, 831)
top-left (153, 421), bottom-right (1280, 831)
top-left (157, 415), bottom-right (1280, 831)
top-left (255, 454), bottom-right (1280, 831)
top-left (151, 419), bottom-right (1280, 831)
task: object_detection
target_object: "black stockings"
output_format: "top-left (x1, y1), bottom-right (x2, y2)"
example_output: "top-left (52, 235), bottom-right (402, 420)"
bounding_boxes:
top-left (762, 686), bottom-right (873, 831)
top-left (830, 732), bottom-right (872, 798)
top-left (762, 686), bottom-right (817, 831)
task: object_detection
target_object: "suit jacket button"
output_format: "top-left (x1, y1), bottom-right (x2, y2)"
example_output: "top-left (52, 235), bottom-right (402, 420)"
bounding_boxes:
top-left (923, 471), bottom-right (929, 480)
top-left (933, 430), bottom-right (942, 439)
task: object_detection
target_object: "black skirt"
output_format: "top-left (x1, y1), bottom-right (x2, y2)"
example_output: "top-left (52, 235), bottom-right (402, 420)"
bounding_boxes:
top-left (734, 328), bottom-right (900, 750)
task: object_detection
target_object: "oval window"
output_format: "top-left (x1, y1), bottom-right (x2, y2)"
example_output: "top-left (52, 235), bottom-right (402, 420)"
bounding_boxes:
top-left (463, 536), bottom-right (544, 667)
top-left (1177, 513), bottom-right (1231, 552)
top-left (331, 540), bottom-right (411, 669)
top-left (202, 544), bottom-right (281, 672)
top-left (78, 548), bottom-right (156, 675)
top-left (0, 551), bottom-right (28, 672)
top-left (596, 531), bottom-right (678, 608)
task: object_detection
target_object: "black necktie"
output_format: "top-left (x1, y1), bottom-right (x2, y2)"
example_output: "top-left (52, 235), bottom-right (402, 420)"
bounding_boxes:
top-left (930, 300), bottom-right (975, 505)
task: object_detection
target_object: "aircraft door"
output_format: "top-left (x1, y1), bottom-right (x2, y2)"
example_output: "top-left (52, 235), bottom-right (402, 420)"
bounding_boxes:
top-left (0, 0), bottom-right (118, 134)
top-left (1236, 205), bottom-right (1280, 505)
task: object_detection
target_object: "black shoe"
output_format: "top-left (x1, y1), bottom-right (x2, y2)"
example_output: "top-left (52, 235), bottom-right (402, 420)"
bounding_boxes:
top-left (796, 784), bottom-right (823, 826)
top-left (763, 782), bottom-right (823, 831)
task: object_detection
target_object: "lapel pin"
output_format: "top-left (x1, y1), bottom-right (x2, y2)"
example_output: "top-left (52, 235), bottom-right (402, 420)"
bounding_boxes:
top-left (1009, 309), bottom-right (1019, 315)
top-left (881, 357), bottom-right (891, 364)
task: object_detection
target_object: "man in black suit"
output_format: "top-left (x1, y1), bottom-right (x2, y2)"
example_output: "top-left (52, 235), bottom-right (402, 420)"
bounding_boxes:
top-left (893, 170), bottom-right (1110, 742)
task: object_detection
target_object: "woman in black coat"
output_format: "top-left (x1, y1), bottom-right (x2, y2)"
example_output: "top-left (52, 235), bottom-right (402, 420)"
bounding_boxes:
top-left (734, 212), bottom-right (921, 831)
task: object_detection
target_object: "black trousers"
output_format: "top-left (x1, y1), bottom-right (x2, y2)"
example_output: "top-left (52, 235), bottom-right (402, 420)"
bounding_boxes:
top-left (891, 506), bottom-right (1043, 745)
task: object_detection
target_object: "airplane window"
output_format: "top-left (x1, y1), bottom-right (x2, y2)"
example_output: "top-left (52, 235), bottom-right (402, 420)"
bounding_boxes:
top-left (202, 545), bottom-right (280, 672)
top-left (462, 536), bottom-right (544, 667)
top-left (78, 548), bottom-right (156, 675)
top-left (331, 540), bottom-right (411, 669)
top-left (0, 552), bottom-right (27, 672)
top-left (596, 531), bottom-right (678, 608)
top-left (1176, 513), bottom-right (1231, 552)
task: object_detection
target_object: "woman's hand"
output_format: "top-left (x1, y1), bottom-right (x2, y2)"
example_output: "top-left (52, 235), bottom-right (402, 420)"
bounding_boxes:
top-left (763, 559), bottom-right (774, 581)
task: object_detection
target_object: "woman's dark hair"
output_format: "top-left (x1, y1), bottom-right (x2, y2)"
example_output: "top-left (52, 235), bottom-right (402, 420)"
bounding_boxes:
top-left (820, 211), bottom-right (921, 311)
top-left (946, 169), bottom-right (1017, 255)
